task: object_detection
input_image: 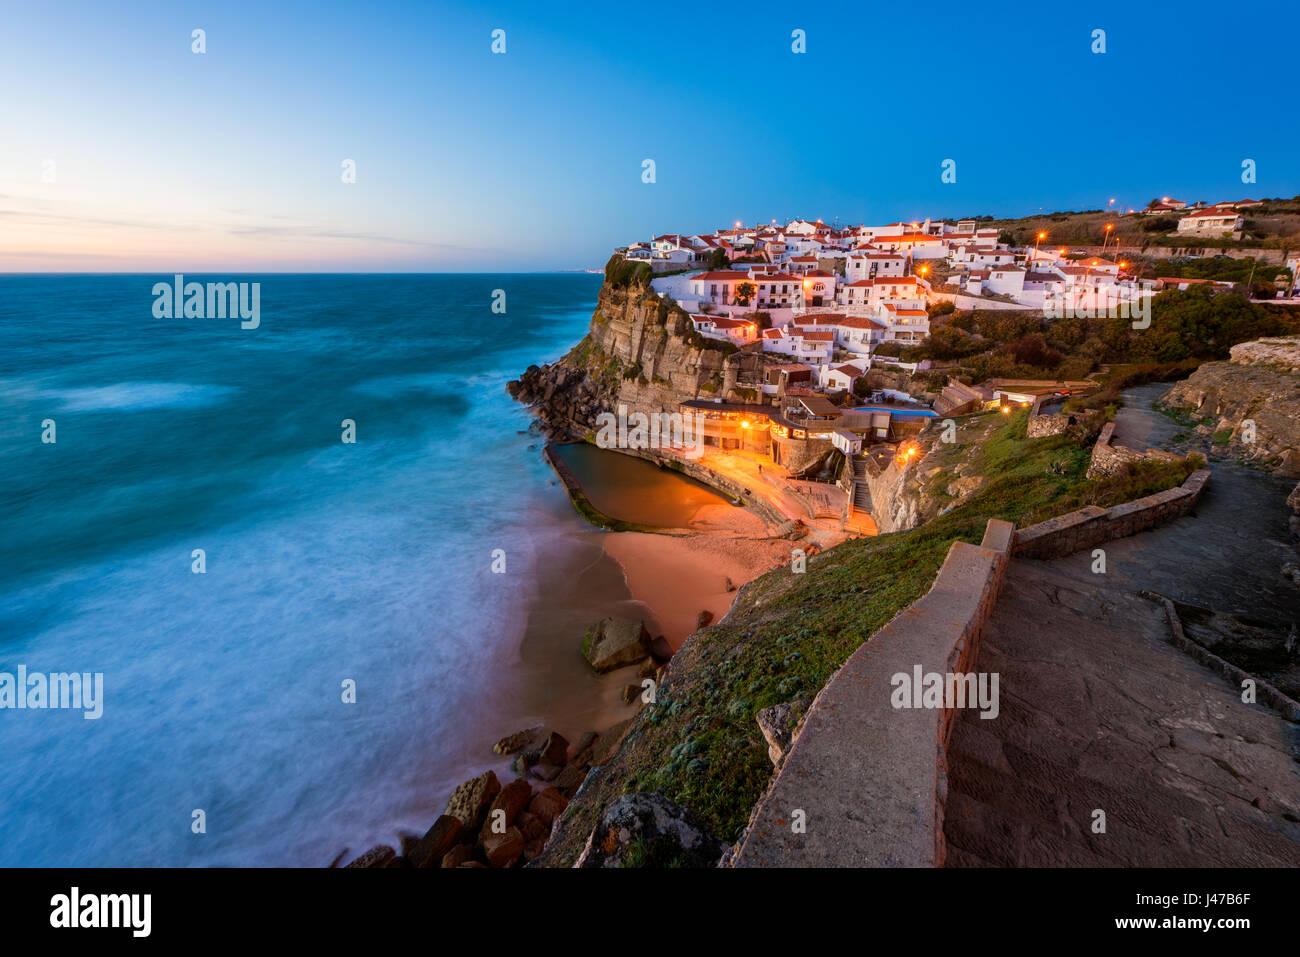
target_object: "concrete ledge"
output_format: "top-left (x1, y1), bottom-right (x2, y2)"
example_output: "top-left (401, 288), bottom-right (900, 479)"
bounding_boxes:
top-left (730, 520), bottom-right (1013, 868)
top-left (1012, 468), bottom-right (1210, 560)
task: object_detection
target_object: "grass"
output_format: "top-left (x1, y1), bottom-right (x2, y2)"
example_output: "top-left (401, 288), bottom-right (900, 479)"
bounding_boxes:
top-left (539, 410), bottom-right (1201, 864)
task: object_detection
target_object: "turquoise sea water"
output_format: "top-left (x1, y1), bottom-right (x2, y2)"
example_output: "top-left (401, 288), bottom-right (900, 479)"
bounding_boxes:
top-left (0, 273), bottom-right (602, 866)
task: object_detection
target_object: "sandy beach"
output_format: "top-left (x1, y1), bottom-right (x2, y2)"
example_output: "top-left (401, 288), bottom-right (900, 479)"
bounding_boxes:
top-left (602, 502), bottom-right (796, 649)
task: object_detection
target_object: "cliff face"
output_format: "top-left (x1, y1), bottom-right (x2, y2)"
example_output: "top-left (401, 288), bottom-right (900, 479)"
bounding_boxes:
top-left (508, 280), bottom-right (736, 439)
top-left (1161, 336), bottom-right (1300, 475)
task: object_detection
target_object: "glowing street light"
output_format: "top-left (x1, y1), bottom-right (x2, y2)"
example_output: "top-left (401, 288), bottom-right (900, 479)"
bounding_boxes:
top-left (1102, 222), bottom-right (1114, 256)
top-left (1034, 231), bottom-right (1046, 258)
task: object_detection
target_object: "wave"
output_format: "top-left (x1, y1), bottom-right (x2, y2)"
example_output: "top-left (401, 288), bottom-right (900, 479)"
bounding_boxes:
top-left (40, 382), bottom-right (239, 413)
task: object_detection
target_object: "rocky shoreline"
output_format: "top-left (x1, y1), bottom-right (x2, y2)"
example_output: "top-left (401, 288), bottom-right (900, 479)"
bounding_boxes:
top-left (337, 616), bottom-right (675, 869)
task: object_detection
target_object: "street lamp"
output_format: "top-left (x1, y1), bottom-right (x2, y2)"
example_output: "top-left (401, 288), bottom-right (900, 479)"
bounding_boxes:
top-left (1034, 231), bottom-right (1046, 259)
top-left (1102, 223), bottom-right (1114, 257)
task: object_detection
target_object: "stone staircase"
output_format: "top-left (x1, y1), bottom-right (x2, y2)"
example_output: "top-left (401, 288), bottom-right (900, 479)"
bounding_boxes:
top-left (849, 454), bottom-right (872, 513)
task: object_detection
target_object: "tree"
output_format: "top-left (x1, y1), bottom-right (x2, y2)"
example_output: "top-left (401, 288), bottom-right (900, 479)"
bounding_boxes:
top-left (734, 282), bottom-right (757, 306)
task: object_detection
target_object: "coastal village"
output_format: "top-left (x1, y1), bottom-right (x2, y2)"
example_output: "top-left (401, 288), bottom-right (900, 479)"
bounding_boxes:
top-left (597, 201), bottom-right (1300, 533)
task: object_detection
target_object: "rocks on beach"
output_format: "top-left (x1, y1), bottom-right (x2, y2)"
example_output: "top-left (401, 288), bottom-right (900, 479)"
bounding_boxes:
top-left (343, 725), bottom-right (593, 869)
top-left (581, 617), bottom-right (651, 672)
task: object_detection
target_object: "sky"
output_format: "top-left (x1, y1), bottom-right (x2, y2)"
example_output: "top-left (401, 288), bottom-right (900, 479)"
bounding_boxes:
top-left (0, 0), bottom-right (1295, 272)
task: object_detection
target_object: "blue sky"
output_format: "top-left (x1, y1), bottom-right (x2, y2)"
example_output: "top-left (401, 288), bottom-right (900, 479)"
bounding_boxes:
top-left (1, 0), bottom-right (1294, 271)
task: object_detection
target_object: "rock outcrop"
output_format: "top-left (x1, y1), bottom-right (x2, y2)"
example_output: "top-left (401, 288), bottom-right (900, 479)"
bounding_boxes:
top-left (573, 793), bottom-right (726, 868)
top-left (442, 770), bottom-right (501, 831)
top-left (754, 697), bottom-right (811, 768)
top-left (507, 276), bottom-right (740, 440)
top-left (1162, 336), bottom-right (1300, 475)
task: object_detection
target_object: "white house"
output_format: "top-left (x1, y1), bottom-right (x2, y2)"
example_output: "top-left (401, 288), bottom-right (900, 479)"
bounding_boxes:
top-left (839, 276), bottom-right (928, 315)
top-left (752, 273), bottom-right (803, 309)
top-left (949, 245), bottom-right (1018, 270)
top-left (877, 304), bottom-right (929, 342)
top-left (761, 326), bottom-right (834, 364)
top-left (984, 266), bottom-right (1026, 297)
top-left (799, 313), bottom-right (888, 354)
top-left (821, 362), bottom-right (867, 393)
top-left (690, 314), bottom-right (760, 346)
top-left (1176, 209), bottom-right (1243, 237)
top-left (871, 232), bottom-right (947, 259)
top-left (846, 250), bottom-right (906, 281)
top-left (690, 270), bottom-right (751, 306)
top-left (799, 270), bottom-right (837, 308)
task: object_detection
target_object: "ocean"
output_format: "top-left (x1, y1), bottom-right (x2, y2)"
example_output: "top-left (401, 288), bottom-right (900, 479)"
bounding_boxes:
top-left (0, 273), bottom-right (623, 866)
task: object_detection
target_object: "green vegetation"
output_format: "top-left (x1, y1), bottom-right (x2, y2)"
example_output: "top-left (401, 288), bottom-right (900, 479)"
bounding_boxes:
top-left (1062, 361), bottom-right (1200, 417)
top-left (545, 411), bottom-right (1201, 862)
top-left (604, 254), bottom-right (653, 289)
top-left (620, 838), bottom-right (695, 869)
top-left (907, 286), bottom-right (1300, 385)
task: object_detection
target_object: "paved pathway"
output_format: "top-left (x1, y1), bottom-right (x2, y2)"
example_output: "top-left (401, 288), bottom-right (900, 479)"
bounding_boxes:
top-left (944, 382), bottom-right (1300, 866)
top-left (944, 553), bottom-right (1300, 866)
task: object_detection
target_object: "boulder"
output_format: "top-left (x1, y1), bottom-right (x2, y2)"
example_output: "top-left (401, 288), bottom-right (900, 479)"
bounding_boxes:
top-left (621, 682), bottom-right (643, 705)
top-left (440, 844), bottom-right (474, 868)
top-left (637, 658), bottom-right (659, 680)
top-left (403, 814), bottom-right (463, 869)
top-left (482, 826), bottom-right (525, 868)
top-left (696, 610), bottom-right (714, 629)
top-left (582, 618), bottom-right (651, 672)
top-left (522, 837), bottom-right (547, 862)
top-left (574, 793), bottom-right (726, 868)
top-left (1288, 483), bottom-right (1300, 514)
top-left (443, 770), bottom-right (501, 831)
top-left (527, 786), bottom-right (569, 826)
top-left (755, 698), bottom-right (811, 767)
top-left (491, 726), bottom-right (542, 755)
top-left (537, 731), bottom-right (569, 767)
top-left (344, 845), bottom-right (397, 869)
top-left (477, 779), bottom-right (533, 844)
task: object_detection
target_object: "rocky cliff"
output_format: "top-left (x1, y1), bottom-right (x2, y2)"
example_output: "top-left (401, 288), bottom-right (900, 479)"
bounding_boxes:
top-left (507, 277), bottom-right (740, 439)
top-left (1161, 336), bottom-right (1300, 476)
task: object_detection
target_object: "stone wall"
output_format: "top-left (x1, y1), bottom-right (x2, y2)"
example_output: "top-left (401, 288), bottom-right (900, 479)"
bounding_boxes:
top-left (1086, 420), bottom-right (1183, 478)
top-left (729, 520), bottom-right (1015, 868)
top-left (623, 447), bottom-right (790, 527)
top-left (1026, 413), bottom-right (1073, 437)
top-left (1012, 469), bottom-right (1211, 560)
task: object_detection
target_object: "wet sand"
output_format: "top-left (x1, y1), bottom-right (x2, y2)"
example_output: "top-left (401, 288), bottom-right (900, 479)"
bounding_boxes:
top-left (603, 503), bottom-right (793, 649)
